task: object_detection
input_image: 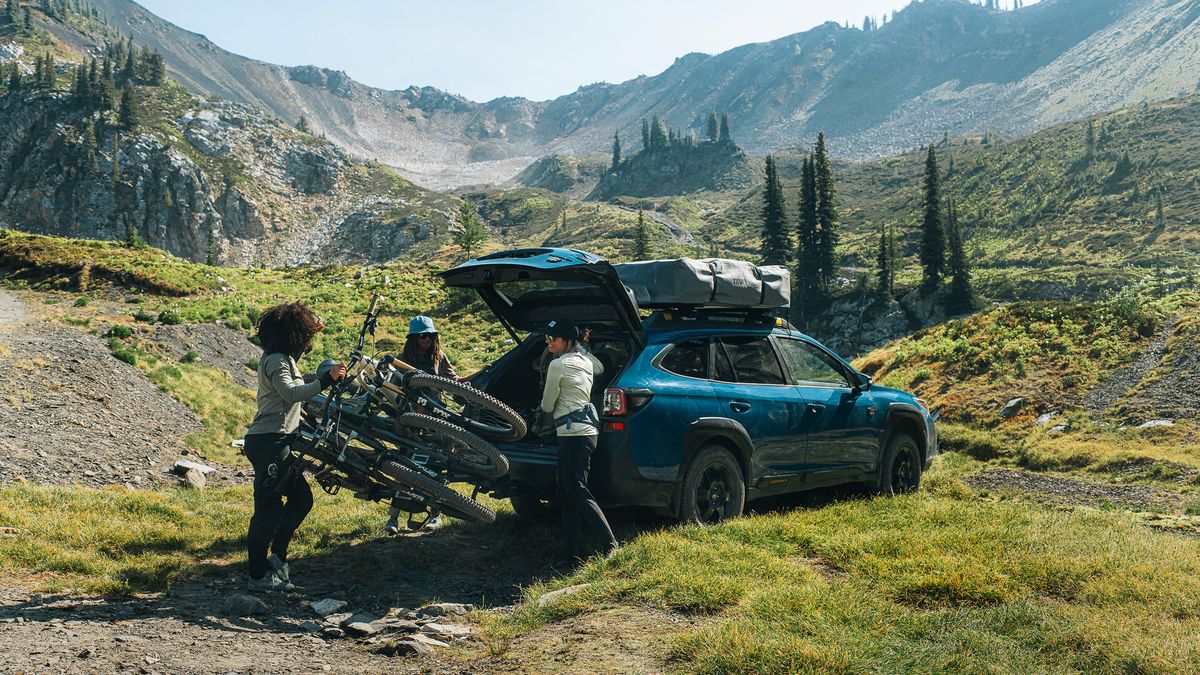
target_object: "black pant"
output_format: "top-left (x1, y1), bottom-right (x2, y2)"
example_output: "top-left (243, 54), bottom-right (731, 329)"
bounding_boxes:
top-left (557, 434), bottom-right (617, 556)
top-left (244, 433), bottom-right (313, 579)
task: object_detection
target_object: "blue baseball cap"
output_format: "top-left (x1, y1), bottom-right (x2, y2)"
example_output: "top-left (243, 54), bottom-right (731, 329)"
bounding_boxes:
top-left (408, 316), bottom-right (438, 335)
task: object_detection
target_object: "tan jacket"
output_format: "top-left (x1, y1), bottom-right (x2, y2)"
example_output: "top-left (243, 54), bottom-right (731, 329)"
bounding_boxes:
top-left (540, 350), bottom-right (597, 437)
top-left (246, 352), bottom-right (323, 435)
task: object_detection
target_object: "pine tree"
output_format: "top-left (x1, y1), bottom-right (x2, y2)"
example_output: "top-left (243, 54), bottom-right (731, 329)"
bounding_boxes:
top-left (719, 112), bottom-right (731, 144)
top-left (6, 64), bottom-right (19, 91)
top-left (110, 133), bottom-right (120, 184)
top-left (640, 118), bottom-right (650, 152)
top-left (146, 51), bottom-right (165, 86)
top-left (121, 47), bottom-right (135, 83)
top-left (1085, 118), bottom-right (1095, 159)
top-left (919, 144), bottom-right (946, 290)
top-left (21, 6), bottom-right (30, 31)
top-left (296, 114), bottom-right (310, 133)
top-left (633, 207), bottom-right (651, 259)
top-left (83, 118), bottom-right (97, 173)
top-left (796, 156), bottom-right (821, 312)
top-left (706, 111), bottom-right (718, 142)
top-left (33, 53), bottom-right (43, 86)
top-left (450, 202), bottom-right (487, 260)
top-left (117, 86), bottom-right (137, 130)
top-left (759, 155), bottom-right (790, 266)
top-left (944, 198), bottom-right (973, 313)
top-left (875, 222), bottom-right (892, 301)
top-left (5, 0), bottom-right (16, 23)
top-left (610, 130), bottom-right (621, 169)
top-left (813, 133), bottom-right (838, 289)
top-left (649, 115), bottom-right (667, 149)
top-left (100, 58), bottom-right (115, 110)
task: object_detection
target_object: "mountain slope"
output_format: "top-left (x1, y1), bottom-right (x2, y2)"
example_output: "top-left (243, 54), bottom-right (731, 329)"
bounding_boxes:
top-left (89, 0), bottom-right (1200, 188)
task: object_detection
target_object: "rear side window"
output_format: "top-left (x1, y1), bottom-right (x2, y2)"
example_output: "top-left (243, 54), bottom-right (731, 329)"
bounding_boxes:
top-left (776, 337), bottom-right (849, 387)
top-left (659, 339), bottom-right (709, 379)
top-left (718, 336), bottom-right (786, 385)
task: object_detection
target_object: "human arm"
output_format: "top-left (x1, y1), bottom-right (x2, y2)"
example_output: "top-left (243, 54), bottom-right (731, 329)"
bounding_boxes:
top-left (266, 355), bottom-right (344, 404)
top-left (540, 358), bottom-right (564, 414)
top-left (439, 353), bottom-right (460, 381)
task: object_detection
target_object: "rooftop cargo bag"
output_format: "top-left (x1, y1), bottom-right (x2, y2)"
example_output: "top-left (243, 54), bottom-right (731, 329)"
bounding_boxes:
top-left (614, 258), bottom-right (791, 309)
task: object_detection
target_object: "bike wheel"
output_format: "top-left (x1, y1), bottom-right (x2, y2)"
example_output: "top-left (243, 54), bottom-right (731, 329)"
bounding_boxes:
top-left (376, 459), bottom-right (496, 524)
top-left (406, 373), bottom-right (528, 441)
top-left (396, 412), bottom-right (510, 479)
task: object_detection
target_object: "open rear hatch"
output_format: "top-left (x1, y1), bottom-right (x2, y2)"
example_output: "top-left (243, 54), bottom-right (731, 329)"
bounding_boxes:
top-left (440, 248), bottom-right (645, 346)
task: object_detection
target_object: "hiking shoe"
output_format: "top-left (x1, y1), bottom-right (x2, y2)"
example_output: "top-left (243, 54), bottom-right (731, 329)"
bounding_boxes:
top-left (247, 572), bottom-right (293, 592)
top-left (268, 554), bottom-right (290, 583)
top-left (384, 513), bottom-right (401, 535)
top-left (418, 513), bottom-right (444, 532)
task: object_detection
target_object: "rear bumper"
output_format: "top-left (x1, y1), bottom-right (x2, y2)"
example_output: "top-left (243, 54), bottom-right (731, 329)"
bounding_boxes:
top-left (490, 425), bottom-right (674, 512)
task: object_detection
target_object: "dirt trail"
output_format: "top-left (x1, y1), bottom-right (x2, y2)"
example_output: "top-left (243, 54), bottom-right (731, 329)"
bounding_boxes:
top-left (1081, 315), bottom-right (1177, 416)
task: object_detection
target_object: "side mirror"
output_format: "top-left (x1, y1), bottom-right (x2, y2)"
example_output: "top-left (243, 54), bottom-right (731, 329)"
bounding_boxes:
top-left (853, 372), bottom-right (872, 393)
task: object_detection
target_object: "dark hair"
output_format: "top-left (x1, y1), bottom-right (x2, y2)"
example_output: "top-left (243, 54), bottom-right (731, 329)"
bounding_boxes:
top-left (256, 303), bottom-right (323, 359)
top-left (401, 332), bottom-right (444, 373)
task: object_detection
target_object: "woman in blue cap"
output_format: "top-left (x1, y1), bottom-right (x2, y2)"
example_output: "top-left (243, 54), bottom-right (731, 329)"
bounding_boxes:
top-left (384, 315), bottom-right (459, 534)
top-left (542, 319), bottom-right (618, 558)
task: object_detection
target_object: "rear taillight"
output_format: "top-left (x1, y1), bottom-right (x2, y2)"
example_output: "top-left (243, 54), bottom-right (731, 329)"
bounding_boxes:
top-left (604, 388), bottom-right (654, 415)
top-left (603, 388), bottom-right (627, 415)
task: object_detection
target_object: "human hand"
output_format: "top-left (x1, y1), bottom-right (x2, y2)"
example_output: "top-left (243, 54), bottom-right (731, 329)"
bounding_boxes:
top-left (330, 364), bottom-right (348, 381)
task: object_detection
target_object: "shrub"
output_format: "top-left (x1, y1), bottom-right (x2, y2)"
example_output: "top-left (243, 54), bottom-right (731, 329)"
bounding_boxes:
top-left (108, 325), bottom-right (133, 340)
top-left (246, 357), bottom-right (260, 371)
top-left (181, 350), bottom-right (199, 364)
top-left (132, 309), bottom-right (155, 323)
top-left (73, 296), bottom-right (90, 307)
top-left (113, 348), bottom-right (138, 366)
top-left (157, 309), bottom-right (182, 325)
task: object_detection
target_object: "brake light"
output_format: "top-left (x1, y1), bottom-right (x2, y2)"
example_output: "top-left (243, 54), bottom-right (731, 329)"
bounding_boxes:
top-left (604, 421), bottom-right (626, 432)
top-left (603, 388), bottom-right (627, 415)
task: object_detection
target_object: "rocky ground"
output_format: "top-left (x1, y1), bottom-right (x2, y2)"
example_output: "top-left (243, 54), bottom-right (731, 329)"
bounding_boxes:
top-left (0, 291), bottom-right (212, 489)
top-left (148, 322), bottom-right (261, 390)
top-left (965, 468), bottom-right (1185, 511)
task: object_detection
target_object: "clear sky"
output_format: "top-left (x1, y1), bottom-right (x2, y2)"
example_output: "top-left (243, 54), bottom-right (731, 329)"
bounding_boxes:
top-left (135, 0), bottom-right (1039, 103)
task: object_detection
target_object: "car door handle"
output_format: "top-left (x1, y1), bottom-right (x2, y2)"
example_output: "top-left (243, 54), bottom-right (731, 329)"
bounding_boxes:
top-left (728, 400), bottom-right (752, 413)
top-left (806, 403), bottom-right (826, 414)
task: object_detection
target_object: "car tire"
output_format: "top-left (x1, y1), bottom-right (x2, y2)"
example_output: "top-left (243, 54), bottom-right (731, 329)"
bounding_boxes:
top-left (678, 445), bottom-right (745, 525)
top-left (879, 432), bottom-right (922, 497)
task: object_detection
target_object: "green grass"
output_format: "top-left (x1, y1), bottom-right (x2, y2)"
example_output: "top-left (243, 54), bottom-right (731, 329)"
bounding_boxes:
top-left (0, 484), bottom-right (386, 595)
top-left (484, 467), bottom-right (1200, 672)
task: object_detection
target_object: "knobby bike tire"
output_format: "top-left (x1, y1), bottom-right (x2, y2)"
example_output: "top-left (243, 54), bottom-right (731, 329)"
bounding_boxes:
top-left (407, 373), bottom-right (528, 441)
top-left (377, 459), bottom-right (496, 524)
top-left (396, 412), bottom-right (510, 479)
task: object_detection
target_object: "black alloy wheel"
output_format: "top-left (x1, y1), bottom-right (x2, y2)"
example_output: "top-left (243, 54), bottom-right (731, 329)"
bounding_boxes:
top-left (679, 446), bottom-right (745, 525)
top-left (880, 432), bottom-right (922, 496)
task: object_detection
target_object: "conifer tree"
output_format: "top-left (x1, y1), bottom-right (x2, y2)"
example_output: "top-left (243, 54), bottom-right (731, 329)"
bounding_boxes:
top-left (5, 0), bottom-right (16, 23)
top-left (83, 118), bottom-right (97, 173)
top-left (7, 64), bottom-right (19, 91)
top-left (875, 222), bottom-right (892, 301)
top-left (610, 130), bottom-right (621, 169)
top-left (117, 86), bottom-right (137, 130)
top-left (719, 113), bottom-right (731, 144)
top-left (110, 133), bottom-right (120, 184)
top-left (21, 6), bottom-right (30, 31)
top-left (796, 156), bottom-right (821, 311)
top-left (33, 53), bottom-right (43, 86)
top-left (919, 144), bottom-right (946, 290)
top-left (641, 118), bottom-right (650, 152)
top-left (450, 202), bottom-right (487, 260)
top-left (813, 133), bottom-right (838, 289)
top-left (649, 115), bottom-right (667, 149)
top-left (1085, 118), bottom-right (1095, 159)
top-left (100, 58), bottom-right (115, 110)
top-left (296, 114), bottom-right (310, 133)
top-left (759, 155), bottom-right (790, 266)
top-left (706, 111), bottom-right (718, 142)
top-left (146, 51), bottom-right (165, 86)
top-left (944, 197), bottom-right (973, 313)
top-left (121, 47), bottom-right (135, 83)
top-left (634, 207), bottom-right (651, 260)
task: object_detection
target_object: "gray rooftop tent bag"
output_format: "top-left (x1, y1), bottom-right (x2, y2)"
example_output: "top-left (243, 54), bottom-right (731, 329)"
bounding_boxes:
top-left (614, 258), bottom-right (791, 309)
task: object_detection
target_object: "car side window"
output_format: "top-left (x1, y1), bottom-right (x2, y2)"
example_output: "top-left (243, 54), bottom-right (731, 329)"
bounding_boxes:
top-left (659, 338), bottom-right (709, 379)
top-left (714, 341), bottom-right (736, 382)
top-left (776, 337), bottom-right (850, 387)
top-left (718, 336), bottom-right (786, 385)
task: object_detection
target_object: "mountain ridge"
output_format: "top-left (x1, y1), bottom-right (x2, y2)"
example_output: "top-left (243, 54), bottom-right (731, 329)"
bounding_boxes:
top-left (86, 0), bottom-right (1200, 188)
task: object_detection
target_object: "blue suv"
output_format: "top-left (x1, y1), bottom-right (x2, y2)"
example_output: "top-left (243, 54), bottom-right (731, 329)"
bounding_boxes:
top-left (441, 248), bottom-right (938, 524)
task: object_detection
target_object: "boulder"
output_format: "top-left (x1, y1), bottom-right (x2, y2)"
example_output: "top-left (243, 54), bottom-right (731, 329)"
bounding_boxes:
top-left (1137, 420), bottom-right (1175, 429)
top-left (419, 622), bottom-right (472, 640)
top-left (183, 467), bottom-right (206, 490)
top-left (223, 594), bottom-right (268, 617)
top-left (415, 602), bottom-right (472, 619)
top-left (1000, 398), bottom-right (1025, 418)
top-left (309, 598), bottom-right (349, 617)
top-left (1035, 412), bottom-right (1057, 426)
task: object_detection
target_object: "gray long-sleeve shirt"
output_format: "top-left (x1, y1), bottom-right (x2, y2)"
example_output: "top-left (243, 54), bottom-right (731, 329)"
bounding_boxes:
top-left (540, 350), bottom-right (597, 437)
top-left (246, 352), bottom-right (323, 435)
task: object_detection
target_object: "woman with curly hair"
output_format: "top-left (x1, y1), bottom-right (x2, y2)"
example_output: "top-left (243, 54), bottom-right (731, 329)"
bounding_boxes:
top-left (243, 302), bottom-right (346, 592)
